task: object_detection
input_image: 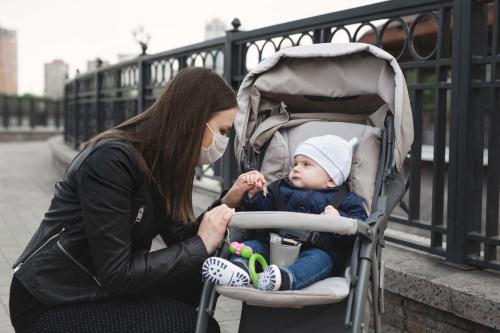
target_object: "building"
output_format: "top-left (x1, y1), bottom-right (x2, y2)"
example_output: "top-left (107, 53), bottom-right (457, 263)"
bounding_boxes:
top-left (205, 18), bottom-right (226, 40)
top-left (0, 26), bottom-right (18, 95)
top-left (44, 60), bottom-right (69, 99)
top-left (117, 54), bottom-right (136, 62)
top-left (86, 58), bottom-right (110, 72)
top-left (204, 18), bottom-right (226, 73)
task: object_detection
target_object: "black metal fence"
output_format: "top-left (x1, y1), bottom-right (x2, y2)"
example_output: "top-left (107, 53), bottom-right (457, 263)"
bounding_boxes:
top-left (64, 0), bottom-right (500, 271)
top-left (0, 94), bottom-right (63, 129)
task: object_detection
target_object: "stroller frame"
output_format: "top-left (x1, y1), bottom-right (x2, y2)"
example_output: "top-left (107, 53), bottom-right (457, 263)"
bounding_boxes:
top-left (196, 112), bottom-right (406, 333)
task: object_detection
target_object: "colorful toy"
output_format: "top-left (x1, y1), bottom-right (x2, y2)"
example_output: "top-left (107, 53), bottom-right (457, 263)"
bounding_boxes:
top-left (227, 241), bottom-right (269, 287)
top-left (248, 253), bottom-right (268, 287)
top-left (228, 242), bottom-right (253, 259)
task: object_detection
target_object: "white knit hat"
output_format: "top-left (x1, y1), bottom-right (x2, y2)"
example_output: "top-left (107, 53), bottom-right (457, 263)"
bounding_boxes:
top-left (294, 135), bottom-right (358, 186)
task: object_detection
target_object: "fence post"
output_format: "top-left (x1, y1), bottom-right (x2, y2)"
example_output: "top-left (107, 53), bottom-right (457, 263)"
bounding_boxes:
top-left (222, 18), bottom-right (242, 189)
top-left (95, 70), bottom-right (101, 136)
top-left (74, 79), bottom-right (80, 149)
top-left (446, 0), bottom-right (474, 266)
top-left (16, 96), bottom-right (22, 126)
top-left (137, 58), bottom-right (144, 115)
top-left (113, 70), bottom-right (122, 129)
top-left (63, 84), bottom-right (69, 142)
top-left (55, 99), bottom-right (61, 129)
top-left (312, 28), bottom-right (323, 43)
top-left (29, 97), bottom-right (36, 128)
top-left (178, 55), bottom-right (188, 71)
top-left (1, 95), bottom-right (8, 128)
top-left (41, 99), bottom-right (48, 127)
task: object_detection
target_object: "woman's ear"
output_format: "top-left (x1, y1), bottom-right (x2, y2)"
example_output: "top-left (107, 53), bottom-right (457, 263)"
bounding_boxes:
top-left (326, 178), bottom-right (336, 188)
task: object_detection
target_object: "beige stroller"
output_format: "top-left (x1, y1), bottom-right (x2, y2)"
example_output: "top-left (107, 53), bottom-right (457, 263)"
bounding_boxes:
top-left (196, 42), bottom-right (414, 333)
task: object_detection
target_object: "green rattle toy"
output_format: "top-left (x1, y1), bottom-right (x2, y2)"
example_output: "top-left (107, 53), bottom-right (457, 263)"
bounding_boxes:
top-left (248, 253), bottom-right (268, 287)
top-left (228, 242), bottom-right (269, 287)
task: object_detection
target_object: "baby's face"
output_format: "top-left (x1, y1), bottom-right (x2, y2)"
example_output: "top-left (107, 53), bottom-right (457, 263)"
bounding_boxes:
top-left (288, 155), bottom-right (336, 190)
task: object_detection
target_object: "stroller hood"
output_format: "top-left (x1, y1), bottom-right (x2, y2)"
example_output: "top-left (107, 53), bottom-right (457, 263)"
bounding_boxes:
top-left (234, 42), bottom-right (413, 172)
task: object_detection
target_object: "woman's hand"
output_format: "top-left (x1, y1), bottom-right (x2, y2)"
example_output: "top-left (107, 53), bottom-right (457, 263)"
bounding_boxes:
top-left (197, 204), bottom-right (235, 254)
top-left (323, 205), bottom-right (340, 216)
top-left (242, 171), bottom-right (268, 199)
top-left (221, 171), bottom-right (268, 208)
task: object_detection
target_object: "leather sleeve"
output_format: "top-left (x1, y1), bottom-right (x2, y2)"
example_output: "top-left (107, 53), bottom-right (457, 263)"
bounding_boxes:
top-left (159, 189), bottom-right (229, 245)
top-left (159, 219), bottom-right (199, 246)
top-left (77, 144), bottom-right (208, 296)
top-left (241, 188), bottom-right (275, 211)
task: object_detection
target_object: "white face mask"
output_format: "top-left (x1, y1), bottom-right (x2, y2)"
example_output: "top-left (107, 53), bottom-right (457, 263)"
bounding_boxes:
top-left (198, 123), bottom-right (229, 165)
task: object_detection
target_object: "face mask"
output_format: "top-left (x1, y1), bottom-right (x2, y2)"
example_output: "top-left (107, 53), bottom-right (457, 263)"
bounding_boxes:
top-left (198, 123), bottom-right (229, 165)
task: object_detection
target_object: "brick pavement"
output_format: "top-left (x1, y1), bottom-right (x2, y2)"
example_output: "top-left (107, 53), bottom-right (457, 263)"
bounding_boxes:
top-left (0, 140), bottom-right (241, 333)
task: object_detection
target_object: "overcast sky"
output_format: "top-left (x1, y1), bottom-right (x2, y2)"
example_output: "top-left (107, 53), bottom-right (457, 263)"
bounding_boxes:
top-left (0, 0), bottom-right (382, 95)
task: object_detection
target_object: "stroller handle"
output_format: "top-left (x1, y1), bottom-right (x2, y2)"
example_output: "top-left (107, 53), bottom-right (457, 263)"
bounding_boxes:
top-left (228, 211), bottom-right (359, 236)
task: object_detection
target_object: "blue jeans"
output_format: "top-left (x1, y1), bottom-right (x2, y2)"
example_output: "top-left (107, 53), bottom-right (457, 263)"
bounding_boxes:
top-left (229, 239), bottom-right (333, 290)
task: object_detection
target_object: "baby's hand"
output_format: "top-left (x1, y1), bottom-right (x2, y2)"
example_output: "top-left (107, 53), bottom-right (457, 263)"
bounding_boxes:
top-left (239, 171), bottom-right (268, 198)
top-left (323, 205), bottom-right (340, 216)
top-left (223, 170), bottom-right (267, 208)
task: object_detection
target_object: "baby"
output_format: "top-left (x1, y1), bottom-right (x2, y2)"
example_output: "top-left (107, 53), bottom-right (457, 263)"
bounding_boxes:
top-left (202, 135), bottom-right (367, 291)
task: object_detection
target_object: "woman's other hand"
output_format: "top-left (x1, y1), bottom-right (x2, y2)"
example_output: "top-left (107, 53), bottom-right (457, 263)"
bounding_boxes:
top-left (221, 171), bottom-right (268, 208)
top-left (198, 204), bottom-right (235, 254)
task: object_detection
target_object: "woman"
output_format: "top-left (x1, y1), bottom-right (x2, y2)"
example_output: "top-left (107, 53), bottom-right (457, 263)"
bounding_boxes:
top-left (9, 67), bottom-right (247, 332)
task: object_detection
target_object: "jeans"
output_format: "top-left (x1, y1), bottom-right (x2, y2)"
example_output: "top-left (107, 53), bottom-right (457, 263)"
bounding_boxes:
top-left (230, 238), bottom-right (333, 290)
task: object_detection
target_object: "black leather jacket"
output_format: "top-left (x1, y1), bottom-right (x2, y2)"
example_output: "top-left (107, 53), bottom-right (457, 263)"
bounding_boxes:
top-left (12, 139), bottom-right (213, 306)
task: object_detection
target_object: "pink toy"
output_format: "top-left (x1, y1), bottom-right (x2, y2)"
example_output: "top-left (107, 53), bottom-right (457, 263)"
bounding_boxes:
top-left (228, 242), bottom-right (253, 259)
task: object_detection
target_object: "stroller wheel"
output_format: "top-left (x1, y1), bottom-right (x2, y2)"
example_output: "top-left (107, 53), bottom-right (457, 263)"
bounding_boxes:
top-left (202, 257), bottom-right (250, 287)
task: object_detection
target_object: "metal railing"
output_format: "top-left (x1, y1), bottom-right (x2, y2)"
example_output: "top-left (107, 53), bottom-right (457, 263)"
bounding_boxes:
top-left (64, 0), bottom-right (500, 271)
top-left (0, 94), bottom-right (63, 130)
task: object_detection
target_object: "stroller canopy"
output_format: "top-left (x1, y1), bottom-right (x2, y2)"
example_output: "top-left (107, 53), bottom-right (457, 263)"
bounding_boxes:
top-left (234, 42), bottom-right (413, 171)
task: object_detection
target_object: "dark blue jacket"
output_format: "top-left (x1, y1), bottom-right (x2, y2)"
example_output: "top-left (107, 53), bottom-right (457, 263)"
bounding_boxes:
top-left (242, 177), bottom-right (368, 275)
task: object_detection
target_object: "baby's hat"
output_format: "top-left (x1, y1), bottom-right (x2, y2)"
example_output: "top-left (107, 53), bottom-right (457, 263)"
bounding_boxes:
top-left (294, 135), bottom-right (358, 186)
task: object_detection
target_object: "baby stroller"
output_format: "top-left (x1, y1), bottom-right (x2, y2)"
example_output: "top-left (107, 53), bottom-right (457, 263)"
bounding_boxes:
top-left (196, 43), bottom-right (414, 333)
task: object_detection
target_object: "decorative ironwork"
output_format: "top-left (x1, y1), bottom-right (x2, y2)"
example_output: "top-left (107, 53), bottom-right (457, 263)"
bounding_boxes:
top-left (0, 94), bottom-right (63, 130)
top-left (64, 0), bottom-right (500, 271)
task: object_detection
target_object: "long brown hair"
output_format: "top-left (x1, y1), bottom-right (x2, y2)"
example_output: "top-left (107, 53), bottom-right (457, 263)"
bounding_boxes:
top-left (82, 67), bottom-right (237, 222)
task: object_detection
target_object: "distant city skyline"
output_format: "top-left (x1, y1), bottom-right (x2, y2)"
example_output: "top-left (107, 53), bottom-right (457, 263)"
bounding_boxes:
top-left (0, 0), bottom-right (382, 95)
top-left (44, 59), bottom-right (68, 99)
top-left (205, 18), bottom-right (227, 40)
top-left (0, 26), bottom-right (17, 94)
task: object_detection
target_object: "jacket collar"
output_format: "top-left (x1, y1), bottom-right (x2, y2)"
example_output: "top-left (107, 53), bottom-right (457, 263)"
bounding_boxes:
top-left (280, 177), bottom-right (343, 193)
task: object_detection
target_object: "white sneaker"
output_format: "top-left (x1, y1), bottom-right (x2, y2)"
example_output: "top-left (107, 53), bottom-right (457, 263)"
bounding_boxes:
top-left (202, 257), bottom-right (250, 287)
top-left (257, 264), bottom-right (281, 291)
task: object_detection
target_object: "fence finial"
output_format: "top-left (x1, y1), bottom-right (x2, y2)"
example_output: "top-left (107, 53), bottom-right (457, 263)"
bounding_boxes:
top-left (231, 18), bottom-right (241, 32)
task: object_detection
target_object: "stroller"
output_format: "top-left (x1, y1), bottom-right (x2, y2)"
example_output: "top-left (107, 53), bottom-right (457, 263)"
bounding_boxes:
top-left (196, 43), bottom-right (414, 333)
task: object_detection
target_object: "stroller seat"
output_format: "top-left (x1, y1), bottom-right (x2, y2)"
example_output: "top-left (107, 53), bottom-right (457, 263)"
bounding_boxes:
top-left (215, 274), bottom-right (350, 308)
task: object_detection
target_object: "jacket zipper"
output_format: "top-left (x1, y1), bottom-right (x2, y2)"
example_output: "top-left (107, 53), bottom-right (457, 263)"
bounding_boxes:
top-left (133, 205), bottom-right (145, 227)
top-left (13, 227), bottom-right (66, 273)
top-left (57, 241), bottom-right (102, 287)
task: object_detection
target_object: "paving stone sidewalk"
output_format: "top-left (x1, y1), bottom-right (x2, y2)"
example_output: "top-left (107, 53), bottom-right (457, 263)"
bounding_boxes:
top-left (0, 140), bottom-right (241, 333)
